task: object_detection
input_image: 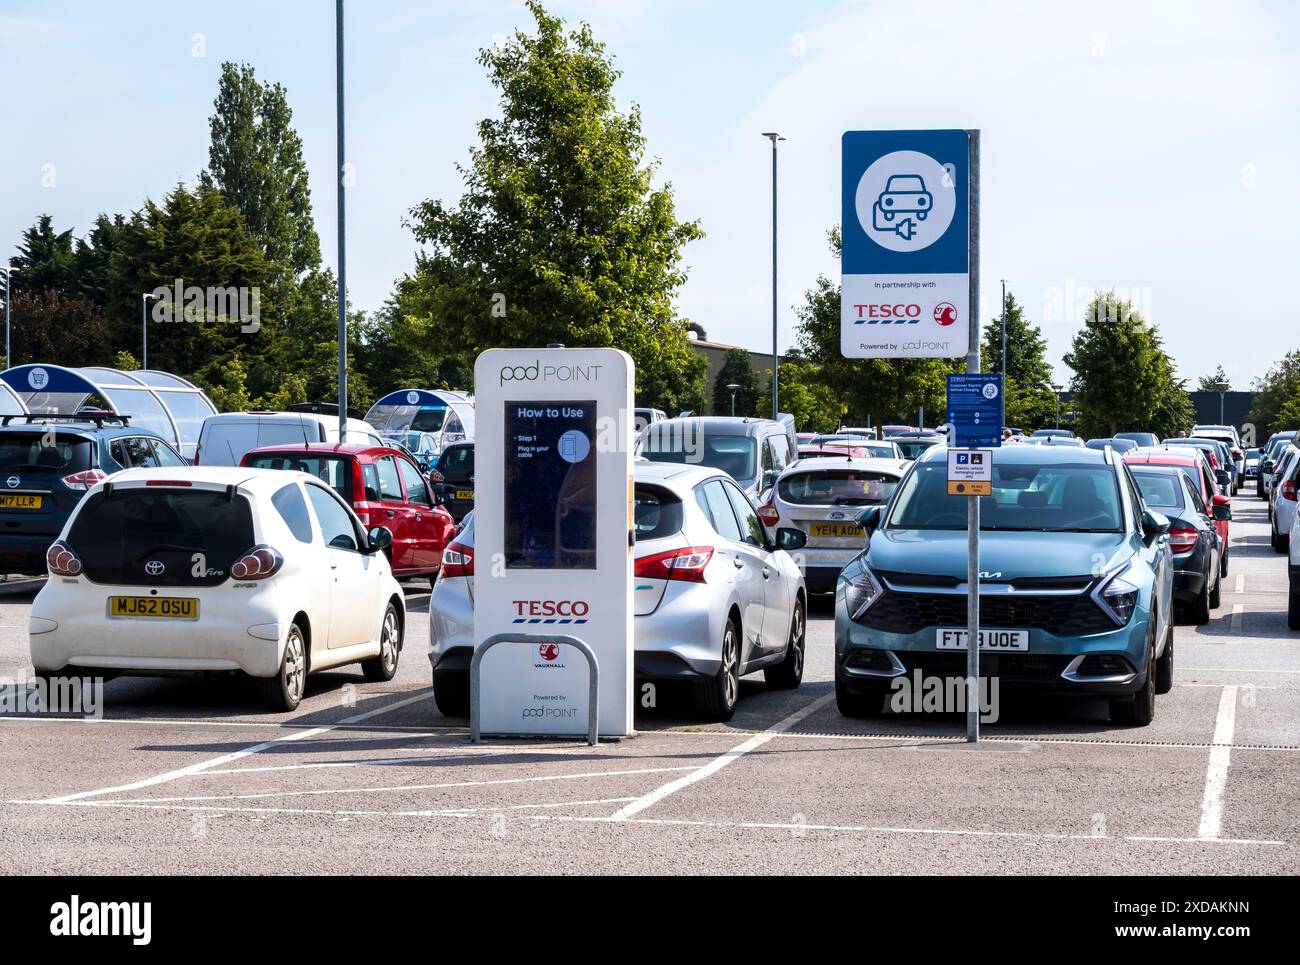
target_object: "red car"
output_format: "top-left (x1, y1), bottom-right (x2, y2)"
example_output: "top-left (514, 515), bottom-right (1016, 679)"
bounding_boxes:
top-left (241, 442), bottom-right (455, 584)
top-left (797, 443), bottom-right (871, 460)
top-left (1125, 449), bottom-right (1232, 573)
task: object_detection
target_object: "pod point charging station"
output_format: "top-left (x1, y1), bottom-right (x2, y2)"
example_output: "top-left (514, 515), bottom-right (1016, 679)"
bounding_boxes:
top-left (471, 347), bottom-right (635, 741)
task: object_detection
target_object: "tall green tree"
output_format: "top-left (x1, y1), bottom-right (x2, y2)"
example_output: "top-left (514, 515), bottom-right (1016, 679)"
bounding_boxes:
top-left (1247, 350), bottom-right (1300, 436)
top-left (756, 359), bottom-right (844, 434)
top-left (980, 291), bottom-right (1057, 429)
top-left (202, 62), bottom-right (321, 279)
top-left (796, 229), bottom-right (960, 428)
top-left (71, 213), bottom-right (126, 307)
top-left (8, 290), bottom-right (110, 367)
top-left (712, 348), bottom-right (759, 416)
top-left (10, 215), bottom-right (75, 295)
top-left (1198, 365), bottom-right (1232, 392)
top-left (396, 1), bottom-right (706, 414)
top-left (1062, 291), bottom-right (1193, 438)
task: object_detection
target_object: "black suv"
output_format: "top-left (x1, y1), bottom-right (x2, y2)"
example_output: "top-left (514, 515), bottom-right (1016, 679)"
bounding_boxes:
top-left (431, 441), bottom-right (474, 523)
top-left (0, 415), bottom-right (186, 575)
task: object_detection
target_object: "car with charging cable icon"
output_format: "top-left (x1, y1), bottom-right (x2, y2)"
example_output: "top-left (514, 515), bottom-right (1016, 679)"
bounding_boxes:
top-left (872, 174), bottom-right (933, 240)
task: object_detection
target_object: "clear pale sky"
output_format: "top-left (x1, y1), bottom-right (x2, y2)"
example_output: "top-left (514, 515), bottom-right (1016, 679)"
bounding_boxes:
top-left (3, 0), bottom-right (1297, 388)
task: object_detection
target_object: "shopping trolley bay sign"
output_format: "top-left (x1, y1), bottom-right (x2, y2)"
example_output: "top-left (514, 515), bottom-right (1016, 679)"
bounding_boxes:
top-left (841, 130), bottom-right (970, 358)
top-left (947, 449), bottom-right (993, 496)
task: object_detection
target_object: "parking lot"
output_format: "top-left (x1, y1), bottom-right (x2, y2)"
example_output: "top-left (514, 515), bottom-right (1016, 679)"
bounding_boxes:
top-left (0, 491), bottom-right (1296, 875)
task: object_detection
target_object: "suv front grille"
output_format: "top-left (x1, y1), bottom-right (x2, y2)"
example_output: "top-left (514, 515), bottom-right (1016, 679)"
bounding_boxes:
top-left (896, 651), bottom-right (1072, 680)
top-left (859, 587), bottom-right (1115, 636)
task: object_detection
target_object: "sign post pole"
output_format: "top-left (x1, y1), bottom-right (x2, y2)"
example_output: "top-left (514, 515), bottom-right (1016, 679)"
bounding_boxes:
top-left (965, 129), bottom-right (981, 744)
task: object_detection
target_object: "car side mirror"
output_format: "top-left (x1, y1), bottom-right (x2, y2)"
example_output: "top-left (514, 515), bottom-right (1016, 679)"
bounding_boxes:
top-left (366, 526), bottom-right (393, 554)
top-left (1215, 470), bottom-right (1232, 490)
top-left (1262, 460), bottom-right (1274, 474)
top-left (1142, 509), bottom-right (1170, 543)
top-left (762, 469), bottom-right (780, 490)
top-left (855, 505), bottom-right (882, 536)
top-left (425, 467), bottom-right (444, 484)
top-left (775, 527), bottom-right (806, 551)
top-left (1212, 495), bottom-right (1232, 521)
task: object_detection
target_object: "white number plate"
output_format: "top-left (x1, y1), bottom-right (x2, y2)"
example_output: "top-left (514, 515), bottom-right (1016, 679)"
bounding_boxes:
top-left (935, 628), bottom-right (1029, 651)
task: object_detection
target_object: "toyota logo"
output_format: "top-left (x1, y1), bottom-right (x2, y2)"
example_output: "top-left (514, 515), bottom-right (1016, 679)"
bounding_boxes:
top-left (5, 476), bottom-right (18, 489)
top-left (144, 560), bottom-right (165, 576)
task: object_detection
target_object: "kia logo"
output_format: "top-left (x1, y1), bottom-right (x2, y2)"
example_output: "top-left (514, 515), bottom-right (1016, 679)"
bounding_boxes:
top-left (979, 571), bottom-right (1002, 579)
top-left (5, 476), bottom-right (18, 489)
top-left (144, 560), bottom-right (165, 576)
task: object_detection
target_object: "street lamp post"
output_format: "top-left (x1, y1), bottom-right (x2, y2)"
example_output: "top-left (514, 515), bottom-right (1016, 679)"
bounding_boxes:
top-left (141, 291), bottom-right (159, 369)
top-left (1053, 384), bottom-right (1063, 429)
top-left (336, 0), bottom-right (349, 439)
top-left (1219, 389), bottom-right (1225, 425)
top-left (726, 383), bottom-right (740, 417)
top-left (1, 265), bottom-right (18, 370)
top-left (762, 131), bottom-right (784, 421)
top-left (1000, 279), bottom-right (1008, 376)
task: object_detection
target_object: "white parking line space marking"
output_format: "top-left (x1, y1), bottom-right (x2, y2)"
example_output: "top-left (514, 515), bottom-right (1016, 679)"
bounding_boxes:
top-left (37, 691), bottom-right (441, 804)
top-left (1198, 685), bottom-right (1238, 841)
top-left (1229, 603), bottom-right (1244, 633)
top-left (87, 765), bottom-right (700, 805)
top-left (609, 692), bottom-right (835, 821)
top-left (1235, 573), bottom-right (1245, 594)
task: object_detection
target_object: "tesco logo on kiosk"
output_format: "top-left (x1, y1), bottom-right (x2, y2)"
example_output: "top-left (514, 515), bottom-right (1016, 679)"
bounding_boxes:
top-left (512, 599), bottom-right (590, 618)
top-left (852, 302), bottom-right (922, 323)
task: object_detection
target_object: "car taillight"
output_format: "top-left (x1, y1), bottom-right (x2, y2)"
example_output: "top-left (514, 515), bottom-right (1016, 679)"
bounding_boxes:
top-left (756, 500), bottom-right (780, 527)
top-left (61, 469), bottom-right (106, 491)
top-left (634, 545), bottom-right (714, 583)
top-left (1284, 481), bottom-right (1298, 502)
top-left (441, 539), bottom-right (473, 578)
top-left (46, 540), bottom-right (83, 576)
top-left (352, 503), bottom-right (370, 525)
top-left (1168, 526), bottom-right (1199, 553)
top-left (231, 545), bottom-right (283, 580)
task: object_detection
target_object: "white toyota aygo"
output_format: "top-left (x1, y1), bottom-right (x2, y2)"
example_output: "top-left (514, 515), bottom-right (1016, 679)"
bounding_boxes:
top-left (29, 467), bottom-right (406, 711)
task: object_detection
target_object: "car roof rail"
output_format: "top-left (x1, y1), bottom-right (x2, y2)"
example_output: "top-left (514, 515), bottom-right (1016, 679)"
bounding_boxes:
top-left (1, 413), bottom-right (131, 429)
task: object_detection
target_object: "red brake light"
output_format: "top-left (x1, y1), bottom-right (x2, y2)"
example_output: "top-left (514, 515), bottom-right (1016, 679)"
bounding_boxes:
top-left (756, 500), bottom-right (780, 527)
top-left (1283, 481), bottom-right (1298, 502)
top-left (146, 479), bottom-right (192, 486)
top-left (634, 545), bottom-right (714, 583)
top-left (231, 545), bottom-right (283, 580)
top-left (441, 539), bottom-right (473, 579)
top-left (1168, 526), bottom-right (1199, 553)
top-left (61, 469), bottom-right (106, 492)
top-left (46, 540), bottom-right (83, 577)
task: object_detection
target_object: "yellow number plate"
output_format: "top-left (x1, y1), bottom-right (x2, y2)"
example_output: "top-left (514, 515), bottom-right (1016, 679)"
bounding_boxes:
top-left (455, 489), bottom-right (474, 501)
top-left (0, 494), bottom-right (42, 510)
top-left (108, 596), bottom-right (199, 620)
top-left (810, 522), bottom-right (863, 538)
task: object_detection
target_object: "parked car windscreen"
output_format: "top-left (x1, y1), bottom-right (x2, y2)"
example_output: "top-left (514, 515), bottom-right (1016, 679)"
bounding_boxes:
top-left (0, 432), bottom-right (93, 473)
top-left (437, 444), bottom-right (475, 481)
top-left (244, 452), bottom-right (354, 502)
top-left (895, 438), bottom-right (942, 460)
top-left (779, 469), bottom-right (900, 506)
top-left (888, 462), bottom-right (1123, 532)
top-left (640, 431), bottom-right (757, 484)
top-left (68, 487), bottom-right (255, 587)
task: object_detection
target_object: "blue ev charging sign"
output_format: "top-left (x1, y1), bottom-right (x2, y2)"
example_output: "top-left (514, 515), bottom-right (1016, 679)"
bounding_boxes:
top-left (472, 347), bottom-right (635, 737)
top-left (841, 130), bottom-right (970, 359)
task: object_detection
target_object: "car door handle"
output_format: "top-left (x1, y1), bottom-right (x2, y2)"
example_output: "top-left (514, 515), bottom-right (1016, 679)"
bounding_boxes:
top-left (762, 567), bottom-right (770, 579)
top-left (385, 510), bottom-right (395, 518)
top-left (330, 561), bottom-right (338, 570)
top-left (732, 558), bottom-right (744, 569)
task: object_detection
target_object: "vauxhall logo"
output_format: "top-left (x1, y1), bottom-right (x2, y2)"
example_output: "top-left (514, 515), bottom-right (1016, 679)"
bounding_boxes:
top-left (498, 361), bottom-right (604, 385)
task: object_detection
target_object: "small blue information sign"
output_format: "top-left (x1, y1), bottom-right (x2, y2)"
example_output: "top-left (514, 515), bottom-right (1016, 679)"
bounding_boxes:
top-left (946, 374), bottom-right (1004, 448)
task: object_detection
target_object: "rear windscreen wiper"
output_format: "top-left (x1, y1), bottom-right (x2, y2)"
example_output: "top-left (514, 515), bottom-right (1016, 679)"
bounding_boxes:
top-left (133, 544), bottom-right (204, 561)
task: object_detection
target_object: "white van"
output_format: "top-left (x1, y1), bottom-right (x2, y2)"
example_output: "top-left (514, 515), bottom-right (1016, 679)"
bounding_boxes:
top-left (195, 410), bottom-right (384, 466)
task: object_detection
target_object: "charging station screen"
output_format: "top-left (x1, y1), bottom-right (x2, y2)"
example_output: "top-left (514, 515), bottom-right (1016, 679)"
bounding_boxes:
top-left (504, 401), bottom-right (597, 569)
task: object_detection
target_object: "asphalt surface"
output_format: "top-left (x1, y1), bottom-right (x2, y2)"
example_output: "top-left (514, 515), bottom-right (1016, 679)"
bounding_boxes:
top-left (1, 492), bottom-right (1296, 874)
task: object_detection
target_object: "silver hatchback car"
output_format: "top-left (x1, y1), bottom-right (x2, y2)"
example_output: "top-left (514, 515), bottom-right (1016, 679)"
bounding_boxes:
top-left (760, 456), bottom-right (907, 594)
top-left (429, 464), bottom-right (808, 722)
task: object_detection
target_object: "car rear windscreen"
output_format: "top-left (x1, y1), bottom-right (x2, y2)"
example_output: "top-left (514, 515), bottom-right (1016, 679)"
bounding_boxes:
top-left (640, 430), bottom-right (757, 484)
top-left (780, 470), bottom-right (899, 506)
top-left (244, 453), bottom-right (353, 502)
top-left (0, 433), bottom-right (93, 473)
top-left (68, 488), bottom-right (255, 587)
top-left (896, 439), bottom-right (941, 460)
top-left (633, 484), bottom-right (684, 541)
top-left (1131, 471), bottom-right (1185, 511)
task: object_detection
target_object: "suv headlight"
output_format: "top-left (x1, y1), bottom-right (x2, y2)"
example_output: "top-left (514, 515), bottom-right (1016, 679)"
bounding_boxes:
top-left (844, 559), bottom-right (883, 622)
top-left (1096, 565), bottom-right (1139, 626)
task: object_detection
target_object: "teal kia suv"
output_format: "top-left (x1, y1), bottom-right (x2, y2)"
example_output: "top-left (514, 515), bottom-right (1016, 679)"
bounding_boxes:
top-left (835, 444), bottom-right (1175, 726)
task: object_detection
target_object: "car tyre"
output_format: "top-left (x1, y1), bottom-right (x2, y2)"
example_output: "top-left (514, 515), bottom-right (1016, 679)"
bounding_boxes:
top-left (1209, 569), bottom-right (1222, 609)
top-left (1271, 524), bottom-right (1286, 552)
top-left (835, 678), bottom-right (886, 718)
top-left (1110, 631), bottom-right (1156, 726)
top-left (1288, 575), bottom-right (1300, 632)
top-left (1187, 578), bottom-right (1211, 625)
top-left (432, 669), bottom-right (469, 717)
top-left (261, 623), bottom-right (307, 712)
top-left (1154, 626), bottom-right (1174, 695)
top-left (694, 618), bottom-right (741, 722)
top-left (361, 603), bottom-right (402, 682)
top-left (764, 598), bottom-right (805, 690)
